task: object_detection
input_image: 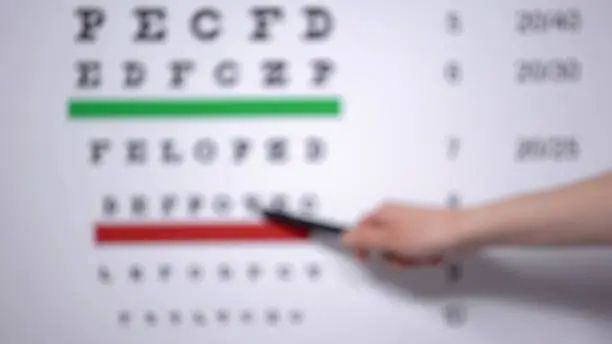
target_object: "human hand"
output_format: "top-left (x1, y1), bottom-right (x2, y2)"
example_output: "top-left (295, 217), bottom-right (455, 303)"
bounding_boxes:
top-left (341, 203), bottom-right (470, 267)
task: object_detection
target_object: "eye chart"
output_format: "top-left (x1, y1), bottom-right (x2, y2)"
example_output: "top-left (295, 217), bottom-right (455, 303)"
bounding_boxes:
top-left (1, 1), bottom-right (612, 343)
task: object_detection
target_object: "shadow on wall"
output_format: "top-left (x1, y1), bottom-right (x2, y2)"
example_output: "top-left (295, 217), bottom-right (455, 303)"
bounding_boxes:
top-left (317, 234), bottom-right (612, 320)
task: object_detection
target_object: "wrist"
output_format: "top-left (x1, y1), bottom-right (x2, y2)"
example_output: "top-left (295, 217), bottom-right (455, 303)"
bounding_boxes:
top-left (454, 206), bottom-right (498, 251)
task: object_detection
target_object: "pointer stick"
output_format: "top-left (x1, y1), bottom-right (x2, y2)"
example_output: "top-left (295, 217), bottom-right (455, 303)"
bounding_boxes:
top-left (261, 208), bottom-right (347, 235)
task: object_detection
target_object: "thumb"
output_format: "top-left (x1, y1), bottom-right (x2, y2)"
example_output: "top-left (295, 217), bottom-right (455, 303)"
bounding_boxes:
top-left (341, 225), bottom-right (392, 251)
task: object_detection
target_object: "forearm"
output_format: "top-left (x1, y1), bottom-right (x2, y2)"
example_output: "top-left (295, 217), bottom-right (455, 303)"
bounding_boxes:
top-left (459, 172), bottom-right (612, 248)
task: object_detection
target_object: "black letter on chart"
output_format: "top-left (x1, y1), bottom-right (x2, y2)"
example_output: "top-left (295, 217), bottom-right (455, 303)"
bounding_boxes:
top-left (266, 137), bottom-right (288, 163)
top-left (161, 194), bottom-right (178, 217)
top-left (161, 139), bottom-right (183, 164)
top-left (123, 60), bottom-right (146, 89)
top-left (212, 194), bottom-right (232, 215)
top-left (74, 7), bottom-right (105, 42)
top-left (191, 7), bottom-right (221, 41)
top-left (269, 194), bottom-right (288, 211)
top-left (188, 195), bottom-right (204, 216)
top-left (214, 60), bottom-right (239, 87)
top-left (243, 194), bottom-right (262, 213)
top-left (102, 195), bottom-right (118, 217)
top-left (306, 137), bottom-right (326, 163)
top-left (250, 6), bottom-right (284, 41)
top-left (232, 138), bottom-right (251, 164)
top-left (302, 6), bottom-right (334, 40)
top-left (76, 60), bottom-right (101, 89)
top-left (90, 139), bottom-right (110, 165)
top-left (446, 11), bottom-right (462, 35)
top-left (133, 7), bottom-right (167, 42)
top-left (169, 60), bottom-right (194, 88)
top-left (299, 193), bottom-right (318, 214)
top-left (446, 193), bottom-right (461, 209)
top-left (446, 136), bottom-right (461, 160)
top-left (444, 61), bottom-right (462, 84)
top-left (311, 59), bottom-right (334, 86)
top-left (126, 139), bottom-right (147, 165)
top-left (194, 139), bottom-right (217, 164)
top-left (262, 59), bottom-right (288, 87)
top-left (131, 195), bottom-right (147, 217)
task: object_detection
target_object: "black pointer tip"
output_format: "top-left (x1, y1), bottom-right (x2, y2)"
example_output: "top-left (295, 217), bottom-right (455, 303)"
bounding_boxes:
top-left (261, 208), bottom-right (346, 235)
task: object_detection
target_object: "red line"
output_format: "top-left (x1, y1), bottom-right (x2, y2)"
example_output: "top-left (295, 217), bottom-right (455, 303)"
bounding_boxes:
top-left (95, 221), bottom-right (309, 244)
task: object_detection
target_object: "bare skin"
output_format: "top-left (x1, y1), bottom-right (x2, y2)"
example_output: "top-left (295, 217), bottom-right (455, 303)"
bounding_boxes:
top-left (341, 171), bottom-right (612, 267)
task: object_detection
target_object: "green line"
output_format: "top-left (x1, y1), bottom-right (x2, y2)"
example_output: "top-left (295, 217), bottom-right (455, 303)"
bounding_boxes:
top-left (68, 97), bottom-right (341, 119)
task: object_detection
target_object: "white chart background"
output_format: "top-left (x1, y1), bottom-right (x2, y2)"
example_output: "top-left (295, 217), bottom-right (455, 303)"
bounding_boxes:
top-left (1, 0), bottom-right (612, 343)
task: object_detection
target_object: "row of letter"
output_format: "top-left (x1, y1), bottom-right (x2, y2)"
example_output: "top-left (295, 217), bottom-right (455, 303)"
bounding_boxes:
top-left (90, 137), bottom-right (326, 165)
top-left (76, 59), bottom-right (334, 89)
top-left (101, 193), bottom-right (319, 217)
top-left (113, 308), bottom-right (305, 326)
top-left (75, 6), bottom-right (333, 43)
top-left (100, 262), bottom-right (321, 284)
